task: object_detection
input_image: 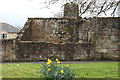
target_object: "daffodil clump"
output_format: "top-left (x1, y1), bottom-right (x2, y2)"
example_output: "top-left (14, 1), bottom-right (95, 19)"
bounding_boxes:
top-left (39, 59), bottom-right (75, 80)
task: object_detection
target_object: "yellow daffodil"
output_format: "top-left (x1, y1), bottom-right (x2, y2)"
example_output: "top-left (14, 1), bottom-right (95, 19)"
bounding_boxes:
top-left (47, 68), bottom-right (51, 71)
top-left (46, 61), bottom-right (51, 65)
top-left (56, 58), bottom-right (59, 61)
top-left (47, 59), bottom-right (52, 62)
top-left (57, 61), bottom-right (60, 64)
top-left (60, 70), bottom-right (64, 74)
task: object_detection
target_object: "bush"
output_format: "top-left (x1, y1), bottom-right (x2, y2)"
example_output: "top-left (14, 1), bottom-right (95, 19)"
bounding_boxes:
top-left (39, 59), bottom-right (75, 80)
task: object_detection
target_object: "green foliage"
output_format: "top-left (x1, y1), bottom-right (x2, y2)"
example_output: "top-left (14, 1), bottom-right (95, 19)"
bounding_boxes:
top-left (39, 59), bottom-right (75, 80)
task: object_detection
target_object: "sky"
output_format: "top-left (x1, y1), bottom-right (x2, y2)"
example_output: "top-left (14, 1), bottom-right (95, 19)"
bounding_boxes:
top-left (0, 0), bottom-right (62, 27)
top-left (0, 0), bottom-right (119, 28)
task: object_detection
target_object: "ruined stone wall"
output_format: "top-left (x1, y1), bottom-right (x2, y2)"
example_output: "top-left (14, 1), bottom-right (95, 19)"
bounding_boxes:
top-left (90, 17), bottom-right (120, 60)
top-left (2, 17), bottom-right (120, 62)
top-left (13, 41), bottom-right (93, 61)
top-left (64, 2), bottom-right (79, 19)
top-left (76, 17), bottom-right (119, 60)
top-left (2, 2), bottom-right (120, 62)
top-left (2, 39), bottom-right (16, 61)
top-left (19, 18), bottom-right (80, 44)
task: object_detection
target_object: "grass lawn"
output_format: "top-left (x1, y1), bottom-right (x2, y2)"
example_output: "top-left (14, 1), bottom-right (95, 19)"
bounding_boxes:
top-left (2, 62), bottom-right (119, 78)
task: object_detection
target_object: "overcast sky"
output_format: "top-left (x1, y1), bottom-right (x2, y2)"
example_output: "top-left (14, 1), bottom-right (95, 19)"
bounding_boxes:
top-left (0, 0), bottom-right (119, 28)
top-left (0, 0), bottom-right (62, 27)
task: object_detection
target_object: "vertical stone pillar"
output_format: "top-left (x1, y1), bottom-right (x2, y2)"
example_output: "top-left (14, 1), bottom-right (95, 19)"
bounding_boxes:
top-left (64, 2), bottom-right (79, 19)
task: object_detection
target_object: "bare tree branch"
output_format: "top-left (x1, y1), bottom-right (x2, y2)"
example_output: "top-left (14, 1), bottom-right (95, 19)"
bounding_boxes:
top-left (35, 0), bottom-right (120, 17)
top-left (111, 1), bottom-right (120, 16)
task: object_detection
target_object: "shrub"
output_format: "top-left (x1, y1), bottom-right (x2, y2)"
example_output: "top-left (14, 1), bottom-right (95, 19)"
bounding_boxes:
top-left (39, 59), bottom-right (75, 80)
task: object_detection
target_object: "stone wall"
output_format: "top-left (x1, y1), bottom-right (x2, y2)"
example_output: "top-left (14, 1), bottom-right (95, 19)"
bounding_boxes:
top-left (14, 41), bottom-right (93, 61)
top-left (2, 40), bottom-right (94, 62)
top-left (2, 3), bottom-right (120, 62)
top-left (91, 17), bottom-right (120, 60)
top-left (2, 17), bottom-right (119, 62)
top-left (18, 18), bottom-right (81, 44)
top-left (2, 39), bottom-right (16, 61)
top-left (64, 2), bottom-right (79, 19)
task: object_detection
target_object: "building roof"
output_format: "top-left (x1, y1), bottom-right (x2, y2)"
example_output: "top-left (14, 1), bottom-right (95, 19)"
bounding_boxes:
top-left (0, 22), bottom-right (20, 33)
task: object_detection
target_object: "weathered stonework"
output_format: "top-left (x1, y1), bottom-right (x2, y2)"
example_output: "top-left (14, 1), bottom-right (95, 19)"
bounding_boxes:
top-left (14, 42), bottom-right (92, 61)
top-left (91, 17), bottom-right (120, 60)
top-left (2, 3), bottom-right (120, 62)
top-left (19, 18), bottom-right (80, 43)
top-left (64, 2), bottom-right (79, 19)
top-left (2, 39), bottom-right (16, 61)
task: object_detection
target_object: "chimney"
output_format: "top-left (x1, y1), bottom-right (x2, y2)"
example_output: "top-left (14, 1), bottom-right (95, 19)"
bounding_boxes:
top-left (64, 2), bottom-right (79, 19)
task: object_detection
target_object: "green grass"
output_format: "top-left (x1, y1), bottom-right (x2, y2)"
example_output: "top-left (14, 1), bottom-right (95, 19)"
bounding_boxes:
top-left (2, 62), bottom-right (119, 78)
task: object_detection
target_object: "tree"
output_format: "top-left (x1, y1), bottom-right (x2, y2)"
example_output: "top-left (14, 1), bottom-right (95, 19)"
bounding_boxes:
top-left (118, 3), bottom-right (120, 16)
top-left (38, 0), bottom-right (120, 17)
